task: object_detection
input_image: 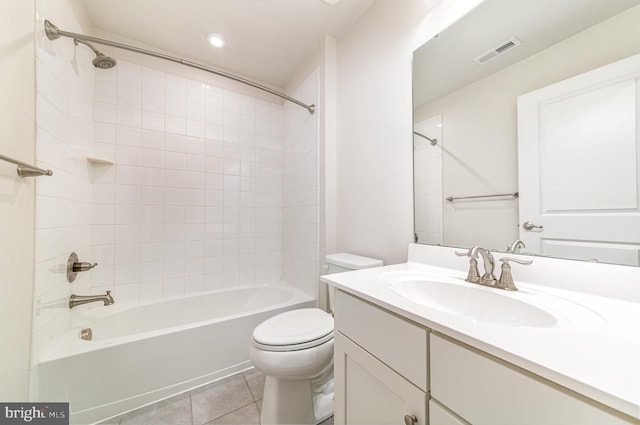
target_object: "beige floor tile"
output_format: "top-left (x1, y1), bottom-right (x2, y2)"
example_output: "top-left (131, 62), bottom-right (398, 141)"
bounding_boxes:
top-left (243, 368), bottom-right (265, 401)
top-left (191, 375), bottom-right (254, 425)
top-left (204, 403), bottom-right (260, 425)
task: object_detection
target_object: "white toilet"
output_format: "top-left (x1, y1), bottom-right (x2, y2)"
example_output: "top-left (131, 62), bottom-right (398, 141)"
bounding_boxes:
top-left (250, 253), bottom-right (383, 425)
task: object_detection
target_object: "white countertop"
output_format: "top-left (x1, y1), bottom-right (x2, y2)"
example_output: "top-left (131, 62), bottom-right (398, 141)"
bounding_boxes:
top-left (322, 246), bottom-right (640, 420)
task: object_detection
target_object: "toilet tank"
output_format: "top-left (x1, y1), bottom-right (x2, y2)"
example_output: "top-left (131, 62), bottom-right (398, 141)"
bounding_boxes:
top-left (325, 253), bottom-right (383, 312)
top-left (325, 253), bottom-right (383, 274)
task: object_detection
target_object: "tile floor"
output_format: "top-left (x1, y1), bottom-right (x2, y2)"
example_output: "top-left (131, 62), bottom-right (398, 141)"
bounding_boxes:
top-left (98, 368), bottom-right (334, 425)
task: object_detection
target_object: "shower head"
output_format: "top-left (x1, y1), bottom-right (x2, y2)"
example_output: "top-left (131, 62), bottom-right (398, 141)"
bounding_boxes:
top-left (73, 38), bottom-right (117, 69)
top-left (92, 53), bottom-right (117, 69)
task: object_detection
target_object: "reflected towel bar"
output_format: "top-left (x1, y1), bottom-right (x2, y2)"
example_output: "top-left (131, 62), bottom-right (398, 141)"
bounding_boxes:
top-left (0, 154), bottom-right (53, 178)
top-left (446, 192), bottom-right (518, 202)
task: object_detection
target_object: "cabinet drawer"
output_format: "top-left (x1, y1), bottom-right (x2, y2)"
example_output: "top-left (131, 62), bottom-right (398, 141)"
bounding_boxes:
top-left (430, 333), bottom-right (633, 425)
top-left (334, 290), bottom-right (428, 391)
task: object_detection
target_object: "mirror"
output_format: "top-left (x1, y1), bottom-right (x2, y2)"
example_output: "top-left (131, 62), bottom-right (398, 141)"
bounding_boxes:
top-left (413, 0), bottom-right (640, 266)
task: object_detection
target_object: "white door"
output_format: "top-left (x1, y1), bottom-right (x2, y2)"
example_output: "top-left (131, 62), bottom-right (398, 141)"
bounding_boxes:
top-left (517, 54), bottom-right (640, 265)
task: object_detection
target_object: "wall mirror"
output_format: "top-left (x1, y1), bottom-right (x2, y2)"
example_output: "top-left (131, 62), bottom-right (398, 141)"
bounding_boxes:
top-left (413, 0), bottom-right (640, 266)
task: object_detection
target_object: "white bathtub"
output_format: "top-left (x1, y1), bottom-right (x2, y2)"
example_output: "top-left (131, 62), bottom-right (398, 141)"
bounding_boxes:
top-left (35, 282), bottom-right (315, 425)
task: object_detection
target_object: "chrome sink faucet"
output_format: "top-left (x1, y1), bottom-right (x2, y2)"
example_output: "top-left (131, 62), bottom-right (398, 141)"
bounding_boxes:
top-left (69, 290), bottom-right (114, 309)
top-left (506, 239), bottom-right (526, 254)
top-left (456, 247), bottom-right (533, 291)
top-left (455, 246), bottom-right (497, 287)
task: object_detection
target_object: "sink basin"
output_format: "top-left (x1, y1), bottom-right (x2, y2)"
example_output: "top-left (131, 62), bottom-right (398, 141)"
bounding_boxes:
top-left (388, 279), bottom-right (558, 327)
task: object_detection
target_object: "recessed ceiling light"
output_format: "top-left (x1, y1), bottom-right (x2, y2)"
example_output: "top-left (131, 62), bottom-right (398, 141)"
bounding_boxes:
top-left (322, 0), bottom-right (342, 4)
top-left (206, 33), bottom-right (226, 48)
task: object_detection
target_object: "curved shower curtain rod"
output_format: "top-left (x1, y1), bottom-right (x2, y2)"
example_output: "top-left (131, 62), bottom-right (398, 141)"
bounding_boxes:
top-left (413, 131), bottom-right (437, 146)
top-left (43, 20), bottom-right (316, 115)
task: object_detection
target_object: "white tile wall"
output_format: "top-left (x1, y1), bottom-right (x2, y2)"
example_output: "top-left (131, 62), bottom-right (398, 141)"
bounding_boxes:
top-left (414, 115), bottom-right (443, 245)
top-left (89, 61), bottom-right (287, 304)
top-left (33, 0), bottom-right (320, 368)
top-left (282, 70), bottom-right (320, 297)
top-left (33, 0), bottom-right (96, 366)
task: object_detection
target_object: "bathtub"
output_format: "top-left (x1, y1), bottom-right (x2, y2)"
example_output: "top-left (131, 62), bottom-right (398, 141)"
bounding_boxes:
top-left (35, 282), bottom-right (315, 425)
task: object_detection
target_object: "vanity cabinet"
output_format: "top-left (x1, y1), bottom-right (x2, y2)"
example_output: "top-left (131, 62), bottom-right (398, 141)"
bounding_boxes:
top-left (428, 401), bottom-right (466, 425)
top-left (334, 333), bottom-right (427, 425)
top-left (334, 289), bottom-right (637, 425)
top-left (334, 290), bottom-right (428, 425)
top-left (430, 333), bottom-right (633, 425)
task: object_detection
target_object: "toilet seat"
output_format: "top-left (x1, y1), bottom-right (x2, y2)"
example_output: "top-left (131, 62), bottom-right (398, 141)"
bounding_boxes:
top-left (252, 308), bottom-right (334, 352)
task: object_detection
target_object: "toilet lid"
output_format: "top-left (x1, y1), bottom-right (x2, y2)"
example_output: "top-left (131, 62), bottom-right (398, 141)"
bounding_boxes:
top-left (252, 308), bottom-right (334, 351)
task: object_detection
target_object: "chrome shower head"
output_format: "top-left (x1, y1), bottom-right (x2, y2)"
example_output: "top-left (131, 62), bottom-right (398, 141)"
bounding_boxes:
top-left (92, 53), bottom-right (117, 69)
top-left (74, 39), bottom-right (117, 69)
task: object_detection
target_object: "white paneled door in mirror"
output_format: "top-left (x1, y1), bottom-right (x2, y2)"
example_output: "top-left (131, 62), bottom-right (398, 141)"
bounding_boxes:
top-left (518, 53), bottom-right (640, 266)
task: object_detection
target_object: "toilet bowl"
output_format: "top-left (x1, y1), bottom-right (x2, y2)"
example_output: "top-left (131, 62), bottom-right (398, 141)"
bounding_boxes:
top-left (250, 253), bottom-right (383, 425)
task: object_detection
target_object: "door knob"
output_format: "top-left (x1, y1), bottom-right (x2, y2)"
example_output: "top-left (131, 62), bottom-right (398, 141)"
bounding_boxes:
top-left (522, 221), bottom-right (543, 231)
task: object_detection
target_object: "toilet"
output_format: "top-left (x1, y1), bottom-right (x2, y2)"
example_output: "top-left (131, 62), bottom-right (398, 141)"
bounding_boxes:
top-left (250, 253), bottom-right (383, 425)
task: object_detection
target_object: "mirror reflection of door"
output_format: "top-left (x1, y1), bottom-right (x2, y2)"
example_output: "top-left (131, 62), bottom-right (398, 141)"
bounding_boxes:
top-left (412, 0), bottom-right (640, 265)
top-left (518, 53), bottom-right (640, 266)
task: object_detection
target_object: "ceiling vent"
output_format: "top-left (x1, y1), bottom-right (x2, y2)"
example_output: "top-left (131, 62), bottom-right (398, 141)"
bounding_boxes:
top-left (474, 36), bottom-right (522, 65)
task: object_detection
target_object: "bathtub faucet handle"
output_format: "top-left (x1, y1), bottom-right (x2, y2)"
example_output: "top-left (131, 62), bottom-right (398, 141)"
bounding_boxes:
top-left (73, 261), bottom-right (98, 272)
top-left (67, 252), bottom-right (98, 283)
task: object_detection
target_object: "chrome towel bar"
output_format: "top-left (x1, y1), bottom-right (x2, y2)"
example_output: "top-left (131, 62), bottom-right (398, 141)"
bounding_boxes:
top-left (446, 192), bottom-right (518, 202)
top-left (0, 154), bottom-right (53, 178)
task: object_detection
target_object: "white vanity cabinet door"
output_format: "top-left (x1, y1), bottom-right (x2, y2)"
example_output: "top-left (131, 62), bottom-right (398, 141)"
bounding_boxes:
top-left (334, 332), bottom-right (427, 425)
top-left (430, 333), bottom-right (635, 425)
top-left (429, 401), bottom-right (467, 425)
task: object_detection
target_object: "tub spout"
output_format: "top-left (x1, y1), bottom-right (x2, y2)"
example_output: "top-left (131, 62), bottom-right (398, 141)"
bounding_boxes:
top-left (69, 290), bottom-right (114, 309)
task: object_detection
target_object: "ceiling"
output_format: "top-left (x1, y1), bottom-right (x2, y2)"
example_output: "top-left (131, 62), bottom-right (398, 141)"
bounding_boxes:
top-left (79, 0), bottom-right (374, 89)
top-left (413, 0), bottom-right (640, 108)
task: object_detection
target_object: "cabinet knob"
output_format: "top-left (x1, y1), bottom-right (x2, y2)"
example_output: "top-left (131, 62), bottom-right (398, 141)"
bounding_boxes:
top-left (404, 414), bottom-right (418, 425)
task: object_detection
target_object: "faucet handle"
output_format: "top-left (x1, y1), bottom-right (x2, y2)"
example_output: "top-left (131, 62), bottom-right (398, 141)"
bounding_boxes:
top-left (73, 262), bottom-right (98, 272)
top-left (455, 247), bottom-right (480, 258)
top-left (500, 257), bottom-right (533, 266)
top-left (497, 257), bottom-right (533, 291)
top-left (455, 250), bottom-right (480, 283)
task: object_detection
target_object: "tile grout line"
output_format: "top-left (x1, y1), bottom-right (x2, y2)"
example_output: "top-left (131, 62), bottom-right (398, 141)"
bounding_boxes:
top-left (202, 400), bottom-right (259, 425)
top-left (243, 371), bottom-right (263, 425)
top-left (242, 372), bottom-right (254, 401)
top-left (189, 388), bottom-right (195, 425)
